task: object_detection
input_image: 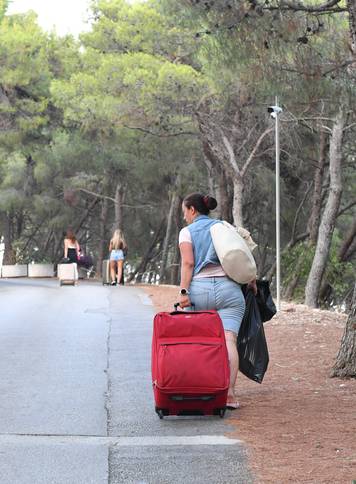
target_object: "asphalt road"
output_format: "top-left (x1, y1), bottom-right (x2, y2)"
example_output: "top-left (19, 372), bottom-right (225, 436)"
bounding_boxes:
top-left (0, 278), bottom-right (253, 484)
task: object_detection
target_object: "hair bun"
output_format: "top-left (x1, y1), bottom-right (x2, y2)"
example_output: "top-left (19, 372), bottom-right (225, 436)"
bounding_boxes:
top-left (205, 196), bottom-right (218, 211)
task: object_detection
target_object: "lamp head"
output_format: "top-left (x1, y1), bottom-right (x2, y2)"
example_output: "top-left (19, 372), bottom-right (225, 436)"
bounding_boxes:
top-left (268, 105), bottom-right (283, 118)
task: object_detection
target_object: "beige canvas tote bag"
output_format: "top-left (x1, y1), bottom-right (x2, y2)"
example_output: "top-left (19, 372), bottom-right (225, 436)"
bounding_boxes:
top-left (210, 221), bottom-right (257, 284)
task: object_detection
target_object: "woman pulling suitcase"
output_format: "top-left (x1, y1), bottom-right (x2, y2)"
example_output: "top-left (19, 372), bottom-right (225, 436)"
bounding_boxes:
top-left (63, 228), bottom-right (80, 263)
top-left (178, 192), bottom-right (257, 409)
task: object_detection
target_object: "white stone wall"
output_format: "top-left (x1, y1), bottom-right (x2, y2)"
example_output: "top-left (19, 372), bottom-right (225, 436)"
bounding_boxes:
top-left (1, 265), bottom-right (28, 278)
top-left (28, 264), bottom-right (55, 278)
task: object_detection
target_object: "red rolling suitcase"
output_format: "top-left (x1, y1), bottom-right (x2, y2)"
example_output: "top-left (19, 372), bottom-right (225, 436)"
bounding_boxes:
top-left (151, 308), bottom-right (230, 418)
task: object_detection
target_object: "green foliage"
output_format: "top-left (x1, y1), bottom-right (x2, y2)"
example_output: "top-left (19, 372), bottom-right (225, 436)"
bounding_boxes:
top-left (0, 0), bottom-right (354, 298)
top-left (0, 0), bottom-right (9, 23)
top-left (0, 187), bottom-right (25, 211)
top-left (282, 242), bottom-right (315, 301)
top-left (0, 13), bottom-right (51, 93)
top-left (86, 0), bottom-right (195, 58)
top-left (324, 233), bottom-right (355, 303)
top-left (283, 235), bottom-right (355, 305)
top-left (0, 13), bottom-right (54, 153)
top-left (51, 50), bottom-right (207, 132)
top-left (46, 34), bottom-right (82, 80)
top-left (0, 152), bottom-right (26, 187)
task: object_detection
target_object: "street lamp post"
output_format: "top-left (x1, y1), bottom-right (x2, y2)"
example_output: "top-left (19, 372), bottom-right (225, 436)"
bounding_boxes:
top-left (268, 98), bottom-right (283, 311)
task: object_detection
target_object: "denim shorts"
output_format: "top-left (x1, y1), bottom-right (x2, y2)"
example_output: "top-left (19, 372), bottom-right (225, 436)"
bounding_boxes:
top-left (188, 277), bottom-right (245, 335)
top-left (110, 249), bottom-right (124, 261)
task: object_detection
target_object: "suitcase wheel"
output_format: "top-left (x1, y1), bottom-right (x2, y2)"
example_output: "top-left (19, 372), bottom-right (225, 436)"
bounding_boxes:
top-left (155, 407), bottom-right (168, 419)
top-left (214, 408), bottom-right (226, 418)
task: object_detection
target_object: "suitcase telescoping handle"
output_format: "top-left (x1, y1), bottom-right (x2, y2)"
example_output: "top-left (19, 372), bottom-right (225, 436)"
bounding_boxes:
top-left (173, 302), bottom-right (195, 311)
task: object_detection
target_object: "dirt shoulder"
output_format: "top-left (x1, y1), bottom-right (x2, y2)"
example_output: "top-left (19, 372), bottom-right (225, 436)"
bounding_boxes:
top-left (142, 284), bottom-right (356, 484)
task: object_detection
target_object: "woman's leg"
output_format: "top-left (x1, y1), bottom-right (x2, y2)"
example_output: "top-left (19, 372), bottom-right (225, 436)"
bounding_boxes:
top-left (116, 260), bottom-right (124, 285)
top-left (110, 260), bottom-right (117, 283)
top-left (225, 330), bottom-right (239, 405)
top-left (215, 279), bottom-right (244, 407)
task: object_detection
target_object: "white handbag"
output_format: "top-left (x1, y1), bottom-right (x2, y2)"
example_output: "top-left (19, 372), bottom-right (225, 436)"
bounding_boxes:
top-left (210, 221), bottom-right (257, 284)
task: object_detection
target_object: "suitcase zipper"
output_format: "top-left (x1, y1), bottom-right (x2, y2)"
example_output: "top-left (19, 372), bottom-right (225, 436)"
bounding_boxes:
top-left (160, 342), bottom-right (221, 347)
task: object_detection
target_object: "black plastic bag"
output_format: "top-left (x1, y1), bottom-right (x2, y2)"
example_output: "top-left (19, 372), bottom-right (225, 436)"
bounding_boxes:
top-left (241, 280), bottom-right (277, 323)
top-left (237, 290), bottom-right (269, 383)
top-left (255, 280), bottom-right (277, 323)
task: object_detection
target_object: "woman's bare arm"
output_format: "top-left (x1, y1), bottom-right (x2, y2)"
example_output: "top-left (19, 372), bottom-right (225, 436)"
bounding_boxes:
top-left (64, 239), bottom-right (68, 258)
top-left (179, 242), bottom-right (194, 308)
top-left (76, 241), bottom-right (80, 258)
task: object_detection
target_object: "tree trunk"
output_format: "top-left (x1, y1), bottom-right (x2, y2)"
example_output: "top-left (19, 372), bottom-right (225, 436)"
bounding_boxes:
top-left (170, 194), bottom-right (183, 285)
top-left (43, 229), bottom-right (54, 255)
top-left (96, 198), bottom-right (109, 277)
top-left (318, 218), bottom-right (356, 304)
top-left (170, 243), bottom-right (180, 286)
top-left (51, 231), bottom-right (62, 262)
top-left (128, 217), bottom-right (165, 283)
top-left (24, 155), bottom-right (36, 197)
top-left (232, 174), bottom-right (244, 227)
top-left (216, 170), bottom-right (232, 222)
top-left (341, 238), bottom-right (356, 262)
top-left (159, 191), bottom-right (178, 283)
top-left (113, 182), bottom-right (125, 230)
top-left (308, 130), bottom-right (328, 245)
top-left (201, 139), bottom-right (231, 220)
top-left (331, 282), bottom-right (356, 378)
top-left (283, 256), bottom-right (304, 300)
top-left (1, 212), bottom-right (16, 264)
top-left (16, 212), bottom-right (24, 239)
top-left (338, 219), bottom-right (356, 262)
top-left (347, 0), bottom-right (356, 60)
top-left (201, 154), bottom-right (214, 194)
top-left (305, 109), bottom-right (346, 308)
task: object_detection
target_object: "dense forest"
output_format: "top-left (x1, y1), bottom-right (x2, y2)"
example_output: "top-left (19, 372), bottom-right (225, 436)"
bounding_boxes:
top-left (0, 0), bottom-right (355, 309)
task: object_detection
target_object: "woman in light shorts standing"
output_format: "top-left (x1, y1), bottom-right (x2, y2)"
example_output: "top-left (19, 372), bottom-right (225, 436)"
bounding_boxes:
top-left (178, 192), bottom-right (256, 409)
top-left (109, 229), bottom-right (127, 286)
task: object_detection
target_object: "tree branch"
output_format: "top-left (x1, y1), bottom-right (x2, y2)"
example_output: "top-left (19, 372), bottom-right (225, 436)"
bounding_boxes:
top-left (291, 182), bottom-right (313, 242)
top-left (76, 188), bottom-right (116, 203)
top-left (343, 122), bottom-right (356, 131)
top-left (222, 135), bottom-right (240, 176)
top-left (234, 123), bottom-right (259, 157)
top-left (241, 127), bottom-right (273, 177)
top-left (75, 188), bottom-right (157, 209)
top-left (265, 0), bottom-right (346, 13)
top-left (123, 125), bottom-right (198, 137)
top-left (337, 200), bottom-right (356, 217)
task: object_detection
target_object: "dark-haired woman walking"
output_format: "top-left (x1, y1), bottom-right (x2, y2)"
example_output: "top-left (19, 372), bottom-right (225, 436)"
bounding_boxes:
top-left (178, 192), bottom-right (256, 409)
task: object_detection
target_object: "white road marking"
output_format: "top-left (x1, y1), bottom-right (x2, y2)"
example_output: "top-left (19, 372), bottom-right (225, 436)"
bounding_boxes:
top-left (0, 434), bottom-right (241, 446)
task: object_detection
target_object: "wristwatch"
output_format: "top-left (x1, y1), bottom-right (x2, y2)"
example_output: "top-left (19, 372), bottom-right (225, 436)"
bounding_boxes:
top-left (179, 288), bottom-right (190, 296)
